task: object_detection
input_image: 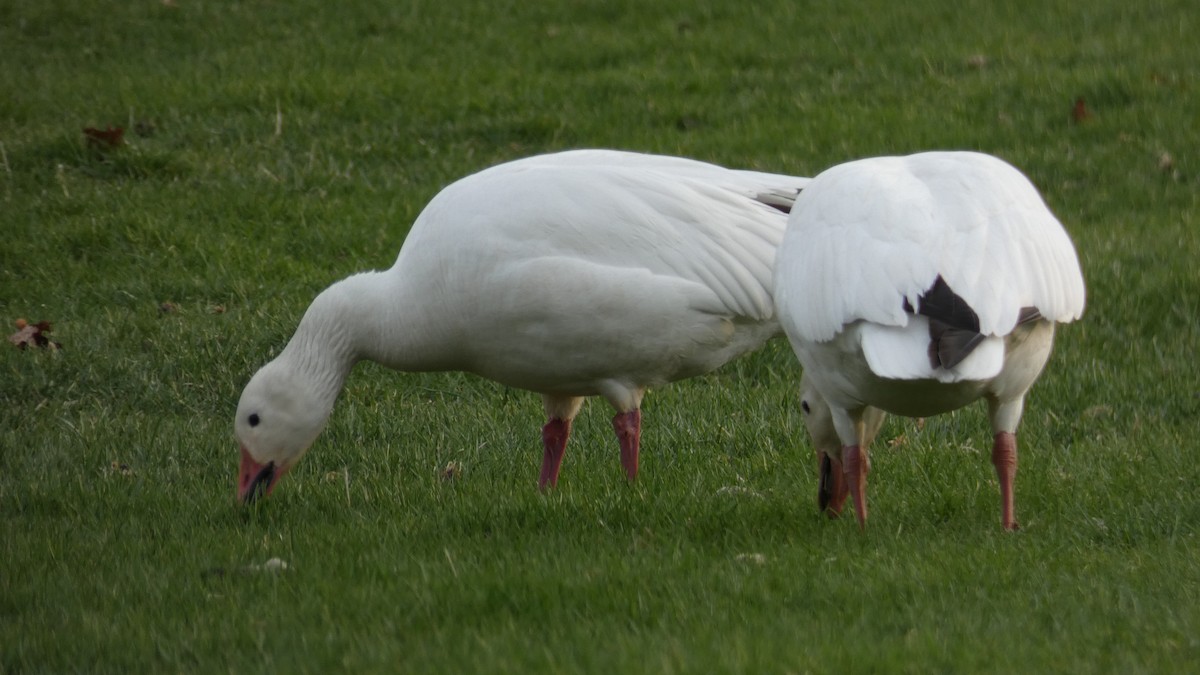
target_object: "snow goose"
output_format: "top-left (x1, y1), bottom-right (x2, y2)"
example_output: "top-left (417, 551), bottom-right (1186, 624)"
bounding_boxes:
top-left (235, 149), bottom-right (809, 503)
top-left (774, 151), bottom-right (1085, 529)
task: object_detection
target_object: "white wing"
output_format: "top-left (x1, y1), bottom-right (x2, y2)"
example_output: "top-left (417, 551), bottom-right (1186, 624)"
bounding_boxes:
top-left (404, 150), bottom-right (808, 321)
top-left (775, 151), bottom-right (1086, 344)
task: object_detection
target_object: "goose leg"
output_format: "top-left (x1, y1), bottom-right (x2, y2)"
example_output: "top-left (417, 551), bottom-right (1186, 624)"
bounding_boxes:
top-left (612, 409), bottom-right (641, 481)
top-left (539, 418), bottom-right (573, 491)
top-left (842, 444), bottom-right (869, 529)
top-left (539, 395), bottom-right (584, 491)
top-left (992, 431), bottom-right (1019, 530)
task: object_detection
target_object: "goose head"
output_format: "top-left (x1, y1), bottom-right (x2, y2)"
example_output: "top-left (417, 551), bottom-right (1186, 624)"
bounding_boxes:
top-left (798, 373), bottom-right (885, 515)
top-left (234, 360), bottom-right (332, 504)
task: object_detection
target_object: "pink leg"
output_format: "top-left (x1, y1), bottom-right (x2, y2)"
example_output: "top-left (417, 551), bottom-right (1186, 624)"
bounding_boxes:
top-left (539, 418), bottom-right (572, 491)
top-left (819, 451), bottom-right (849, 518)
top-left (992, 431), bottom-right (1019, 530)
top-left (842, 444), bottom-right (869, 529)
top-left (612, 410), bottom-right (641, 481)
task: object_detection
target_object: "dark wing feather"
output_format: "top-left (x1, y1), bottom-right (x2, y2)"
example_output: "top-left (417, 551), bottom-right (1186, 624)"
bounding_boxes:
top-left (903, 275), bottom-right (985, 370)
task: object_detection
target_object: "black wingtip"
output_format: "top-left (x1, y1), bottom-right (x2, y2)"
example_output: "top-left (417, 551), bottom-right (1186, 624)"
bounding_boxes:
top-left (910, 276), bottom-right (985, 369)
top-left (928, 324), bottom-right (988, 369)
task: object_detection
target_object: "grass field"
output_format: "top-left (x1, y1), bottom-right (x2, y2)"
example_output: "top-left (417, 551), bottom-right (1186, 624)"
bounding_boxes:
top-left (2, 0), bottom-right (1198, 672)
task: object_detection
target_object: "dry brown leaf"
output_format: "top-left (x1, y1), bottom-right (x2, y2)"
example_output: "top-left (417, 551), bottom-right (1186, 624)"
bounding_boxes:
top-left (106, 461), bottom-right (135, 477)
top-left (1071, 97), bottom-right (1091, 123)
top-left (83, 125), bottom-right (125, 148)
top-left (8, 319), bottom-right (62, 350)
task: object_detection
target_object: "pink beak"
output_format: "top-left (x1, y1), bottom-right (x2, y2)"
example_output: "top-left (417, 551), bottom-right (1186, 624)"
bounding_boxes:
top-left (238, 445), bottom-right (282, 504)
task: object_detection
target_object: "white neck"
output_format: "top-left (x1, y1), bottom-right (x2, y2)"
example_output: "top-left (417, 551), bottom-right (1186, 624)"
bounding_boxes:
top-left (273, 270), bottom-right (462, 414)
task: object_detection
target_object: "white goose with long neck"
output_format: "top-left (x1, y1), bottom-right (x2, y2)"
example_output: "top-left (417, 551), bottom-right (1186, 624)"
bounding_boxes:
top-left (235, 149), bottom-right (810, 502)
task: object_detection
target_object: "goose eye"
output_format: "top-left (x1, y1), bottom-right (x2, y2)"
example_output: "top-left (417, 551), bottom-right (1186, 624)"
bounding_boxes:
top-left (801, 401), bottom-right (811, 414)
top-left (248, 413), bottom-right (261, 427)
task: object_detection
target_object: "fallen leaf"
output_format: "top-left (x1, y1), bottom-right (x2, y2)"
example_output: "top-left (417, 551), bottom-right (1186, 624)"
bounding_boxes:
top-left (888, 433), bottom-right (907, 448)
top-left (965, 54), bottom-right (988, 69)
top-left (83, 125), bottom-right (125, 148)
top-left (158, 301), bottom-right (178, 314)
top-left (1158, 152), bottom-right (1174, 172)
top-left (106, 461), bottom-right (135, 476)
top-left (1071, 97), bottom-right (1090, 123)
top-left (440, 461), bottom-right (462, 481)
top-left (208, 304), bottom-right (227, 315)
top-left (250, 557), bottom-right (289, 572)
top-left (8, 319), bottom-right (62, 350)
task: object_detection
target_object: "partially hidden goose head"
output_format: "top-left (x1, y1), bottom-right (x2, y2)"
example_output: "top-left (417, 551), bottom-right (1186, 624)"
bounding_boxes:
top-left (798, 373), bottom-right (885, 516)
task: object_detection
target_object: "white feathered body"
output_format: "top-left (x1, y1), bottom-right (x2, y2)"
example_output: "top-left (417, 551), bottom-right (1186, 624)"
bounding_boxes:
top-left (775, 151), bottom-right (1085, 442)
top-left (349, 150), bottom-right (806, 408)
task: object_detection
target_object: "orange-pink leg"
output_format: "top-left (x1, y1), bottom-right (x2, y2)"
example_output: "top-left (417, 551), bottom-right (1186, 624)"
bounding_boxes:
top-left (842, 444), bottom-right (869, 529)
top-left (539, 418), bottom-right (572, 491)
top-left (612, 410), bottom-right (641, 481)
top-left (992, 431), bottom-right (1019, 530)
top-left (818, 451), bottom-right (849, 517)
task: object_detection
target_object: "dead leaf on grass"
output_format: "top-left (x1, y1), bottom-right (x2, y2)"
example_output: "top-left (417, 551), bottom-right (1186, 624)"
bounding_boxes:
top-left (440, 461), bottom-right (463, 481)
top-left (248, 557), bottom-right (289, 572)
top-left (1071, 97), bottom-right (1091, 123)
top-left (105, 461), bottom-right (136, 477)
top-left (8, 319), bottom-right (62, 350)
top-left (83, 125), bottom-right (125, 148)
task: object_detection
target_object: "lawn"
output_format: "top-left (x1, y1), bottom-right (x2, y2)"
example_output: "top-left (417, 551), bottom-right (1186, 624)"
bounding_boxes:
top-left (2, 0), bottom-right (1198, 672)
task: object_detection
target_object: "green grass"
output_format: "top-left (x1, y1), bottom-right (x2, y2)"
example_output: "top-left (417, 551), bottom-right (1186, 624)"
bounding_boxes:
top-left (3, 0), bottom-right (1199, 672)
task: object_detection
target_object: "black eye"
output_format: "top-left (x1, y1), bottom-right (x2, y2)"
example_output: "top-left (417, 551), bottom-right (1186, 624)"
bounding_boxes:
top-left (801, 401), bottom-right (811, 414)
top-left (248, 413), bottom-right (261, 427)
